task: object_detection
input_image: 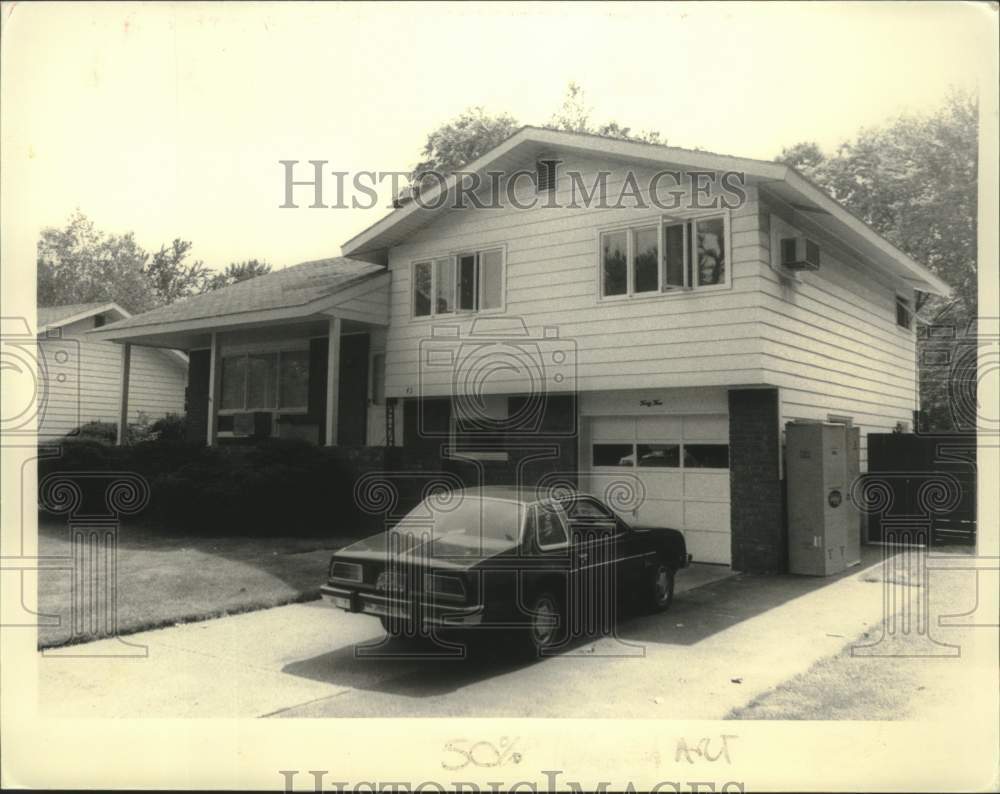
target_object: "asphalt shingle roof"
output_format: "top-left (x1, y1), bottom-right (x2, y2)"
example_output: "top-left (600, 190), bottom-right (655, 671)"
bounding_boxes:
top-left (102, 257), bottom-right (384, 331)
top-left (37, 302), bottom-right (114, 329)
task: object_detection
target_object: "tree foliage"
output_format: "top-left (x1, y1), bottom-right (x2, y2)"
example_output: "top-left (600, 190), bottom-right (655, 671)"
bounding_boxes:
top-left (776, 89), bottom-right (978, 319)
top-left (203, 259), bottom-right (273, 291)
top-left (407, 82), bottom-right (665, 190)
top-left (37, 211), bottom-right (154, 313)
top-left (547, 82), bottom-right (663, 144)
top-left (776, 89), bottom-right (979, 432)
top-left (37, 211), bottom-right (271, 313)
top-left (410, 107), bottom-right (521, 186)
top-left (145, 239), bottom-right (211, 307)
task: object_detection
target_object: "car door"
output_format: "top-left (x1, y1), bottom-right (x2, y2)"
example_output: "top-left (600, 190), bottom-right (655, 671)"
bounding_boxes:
top-left (563, 496), bottom-right (629, 623)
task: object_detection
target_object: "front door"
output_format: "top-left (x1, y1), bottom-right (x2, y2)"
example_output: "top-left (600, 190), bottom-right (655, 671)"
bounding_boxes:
top-left (337, 333), bottom-right (370, 445)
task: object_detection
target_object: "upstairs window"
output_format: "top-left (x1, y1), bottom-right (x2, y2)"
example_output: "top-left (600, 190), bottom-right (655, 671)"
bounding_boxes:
top-left (600, 214), bottom-right (729, 299)
top-left (412, 248), bottom-right (504, 317)
top-left (896, 296), bottom-right (913, 330)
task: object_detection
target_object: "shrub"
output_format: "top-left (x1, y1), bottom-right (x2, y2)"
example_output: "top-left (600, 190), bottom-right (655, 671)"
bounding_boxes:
top-left (39, 438), bottom-right (382, 537)
top-left (68, 421), bottom-right (117, 444)
top-left (148, 413), bottom-right (188, 442)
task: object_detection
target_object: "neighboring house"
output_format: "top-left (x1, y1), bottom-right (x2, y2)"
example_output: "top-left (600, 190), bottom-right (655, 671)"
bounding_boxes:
top-left (37, 302), bottom-right (187, 441)
top-left (95, 127), bottom-right (950, 570)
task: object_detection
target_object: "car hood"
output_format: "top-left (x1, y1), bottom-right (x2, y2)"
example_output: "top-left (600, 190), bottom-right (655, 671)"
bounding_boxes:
top-left (333, 529), bottom-right (517, 569)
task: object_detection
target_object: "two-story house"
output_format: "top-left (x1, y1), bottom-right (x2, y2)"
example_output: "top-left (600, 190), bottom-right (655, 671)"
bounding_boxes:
top-left (94, 127), bottom-right (950, 570)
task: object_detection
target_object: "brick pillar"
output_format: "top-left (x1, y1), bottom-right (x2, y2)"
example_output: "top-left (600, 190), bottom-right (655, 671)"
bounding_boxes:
top-left (728, 388), bottom-right (785, 573)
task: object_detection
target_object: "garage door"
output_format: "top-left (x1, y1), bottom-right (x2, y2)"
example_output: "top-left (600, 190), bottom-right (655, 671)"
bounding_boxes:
top-left (582, 414), bottom-right (732, 565)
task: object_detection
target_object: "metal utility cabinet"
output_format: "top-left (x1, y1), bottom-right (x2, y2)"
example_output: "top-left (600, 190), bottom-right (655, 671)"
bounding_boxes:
top-left (786, 422), bottom-right (861, 576)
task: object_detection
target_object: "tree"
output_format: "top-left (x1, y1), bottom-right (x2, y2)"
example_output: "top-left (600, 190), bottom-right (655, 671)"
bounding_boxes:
top-left (36, 211), bottom-right (268, 314)
top-left (37, 210), bottom-right (154, 313)
top-left (203, 259), bottom-right (272, 291)
top-left (775, 89), bottom-right (979, 431)
top-left (146, 239), bottom-right (210, 305)
top-left (409, 107), bottom-right (521, 187)
top-left (406, 82), bottom-right (666, 192)
top-left (775, 89), bottom-right (978, 319)
top-left (774, 141), bottom-right (825, 172)
top-left (547, 82), bottom-right (663, 144)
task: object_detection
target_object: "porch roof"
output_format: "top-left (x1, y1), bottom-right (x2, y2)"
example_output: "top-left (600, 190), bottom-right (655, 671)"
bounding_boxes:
top-left (93, 257), bottom-right (388, 348)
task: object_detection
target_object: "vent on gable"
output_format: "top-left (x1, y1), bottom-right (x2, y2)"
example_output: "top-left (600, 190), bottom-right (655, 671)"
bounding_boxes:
top-left (536, 159), bottom-right (558, 193)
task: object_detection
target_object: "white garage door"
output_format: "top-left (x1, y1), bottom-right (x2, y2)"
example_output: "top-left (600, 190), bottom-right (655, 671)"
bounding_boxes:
top-left (582, 414), bottom-right (732, 565)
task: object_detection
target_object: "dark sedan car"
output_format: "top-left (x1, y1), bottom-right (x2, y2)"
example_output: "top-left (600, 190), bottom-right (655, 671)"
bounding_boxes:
top-left (321, 486), bottom-right (691, 653)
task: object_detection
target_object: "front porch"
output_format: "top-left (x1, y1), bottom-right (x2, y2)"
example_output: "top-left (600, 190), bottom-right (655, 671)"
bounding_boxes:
top-left (92, 257), bottom-right (395, 447)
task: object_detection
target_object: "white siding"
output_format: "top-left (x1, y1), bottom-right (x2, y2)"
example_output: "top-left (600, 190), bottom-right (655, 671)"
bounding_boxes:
top-left (38, 317), bottom-right (186, 441)
top-left (759, 206), bottom-right (918, 468)
top-left (384, 154), bottom-right (767, 399)
top-left (378, 150), bottom-right (919, 473)
top-left (325, 272), bottom-right (391, 326)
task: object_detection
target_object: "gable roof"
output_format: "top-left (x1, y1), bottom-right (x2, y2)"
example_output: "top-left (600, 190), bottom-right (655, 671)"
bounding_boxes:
top-left (341, 125), bottom-right (951, 297)
top-left (97, 257), bottom-right (384, 336)
top-left (37, 301), bottom-right (128, 331)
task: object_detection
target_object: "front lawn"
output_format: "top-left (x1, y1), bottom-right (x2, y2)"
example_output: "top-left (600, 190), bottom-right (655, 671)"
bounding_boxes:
top-left (727, 548), bottom-right (978, 720)
top-left (37, 518), bottom-right (354, 649)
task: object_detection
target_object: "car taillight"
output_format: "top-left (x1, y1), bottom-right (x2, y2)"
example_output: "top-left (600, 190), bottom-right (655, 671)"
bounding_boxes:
top-left (330, 561), bottom-right (363, 583)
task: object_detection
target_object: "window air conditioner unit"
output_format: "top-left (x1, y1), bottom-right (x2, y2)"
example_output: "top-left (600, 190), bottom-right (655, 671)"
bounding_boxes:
top-left (233, 411), bottom-right (273, 438)
top-left (780, 236), bottom-right (821, 271)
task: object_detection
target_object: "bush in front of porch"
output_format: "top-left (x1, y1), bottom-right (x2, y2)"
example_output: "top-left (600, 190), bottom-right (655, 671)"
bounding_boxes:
top-left (39, 437), bottom-right (389, 537)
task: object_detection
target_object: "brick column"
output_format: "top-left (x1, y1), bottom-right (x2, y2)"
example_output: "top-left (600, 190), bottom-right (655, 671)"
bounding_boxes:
top-left (728, 388), bottom-right (785, 573)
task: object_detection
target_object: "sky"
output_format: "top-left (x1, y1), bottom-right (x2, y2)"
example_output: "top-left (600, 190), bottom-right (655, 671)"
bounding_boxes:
top-left (1, 1), bottom-right (994, 277)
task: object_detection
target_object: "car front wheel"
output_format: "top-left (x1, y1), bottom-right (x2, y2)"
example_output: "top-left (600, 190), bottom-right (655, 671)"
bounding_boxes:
top-left (647, 562), bottom-right (675, 613)
top-left (525, 590), bottom-right (566, 655)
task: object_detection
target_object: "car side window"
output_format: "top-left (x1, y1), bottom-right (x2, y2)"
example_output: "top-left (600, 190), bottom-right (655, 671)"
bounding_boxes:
top-left (567, 497), bottom-right (613, 520)
top-left (534, 504), bottom-right (569, 550)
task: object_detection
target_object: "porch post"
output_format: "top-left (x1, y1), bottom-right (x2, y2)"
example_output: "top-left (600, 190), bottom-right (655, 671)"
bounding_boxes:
top-left (115, 343), bottom-right (131, 446)
top-left (206, 332), bottom-right (220, 446)
top-left (325, 317), bottom-right (341, 446)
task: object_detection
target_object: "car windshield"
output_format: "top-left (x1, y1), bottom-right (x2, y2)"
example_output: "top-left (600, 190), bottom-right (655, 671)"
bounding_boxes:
top-left (394, 496), bottom-right (524, 545)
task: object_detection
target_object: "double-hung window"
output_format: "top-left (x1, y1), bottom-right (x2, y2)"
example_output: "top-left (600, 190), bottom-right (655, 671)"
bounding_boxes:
top-left (600, 214), bottom-right (729, 299)
top-left (412, 248), bottom-right (504, 317)
top-left (220, 349), bottom-right (310, 412)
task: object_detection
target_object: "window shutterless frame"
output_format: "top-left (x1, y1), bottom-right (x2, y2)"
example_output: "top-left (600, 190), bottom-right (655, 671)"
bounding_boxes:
top-left (217, 348), bottom-right (309, 415)
top-left (410, 246), bottom-right (507, 319)
top-left (596, 210), bottom-right (732, 302)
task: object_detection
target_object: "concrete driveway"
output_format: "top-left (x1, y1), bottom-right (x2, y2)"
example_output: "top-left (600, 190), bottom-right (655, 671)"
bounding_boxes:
top-left (37, 549), bottom-right (926, 719)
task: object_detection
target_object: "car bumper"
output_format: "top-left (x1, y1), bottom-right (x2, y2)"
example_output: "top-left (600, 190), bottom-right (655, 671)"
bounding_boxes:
top-left (320, 584), bottom-right (485, 626)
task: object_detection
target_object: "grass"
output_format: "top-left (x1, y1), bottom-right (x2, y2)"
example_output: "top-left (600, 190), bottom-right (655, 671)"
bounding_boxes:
top-left (36, 517), bottom-right (355, 649)
top-left (727, 549), bottom-right (977, 720)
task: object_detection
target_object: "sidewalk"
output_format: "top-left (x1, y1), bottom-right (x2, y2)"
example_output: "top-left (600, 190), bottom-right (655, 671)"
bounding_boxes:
top-left (37, 546), bottom-right (984, 719)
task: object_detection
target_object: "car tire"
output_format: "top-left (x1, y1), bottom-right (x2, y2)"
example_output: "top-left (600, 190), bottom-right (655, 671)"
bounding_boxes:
top-left (647, 561), bottom-right (675, 613)
top-left (522, 590), bottom-right (567, 656)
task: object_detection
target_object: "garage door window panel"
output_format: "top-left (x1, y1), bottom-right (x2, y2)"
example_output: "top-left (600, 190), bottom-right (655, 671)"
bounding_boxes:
top-left (592, 443), bottom-right (634, 467)
top-left (637, 443), bottom-right (680, 467)
top-left (683, 443), bottom-right (730, 469)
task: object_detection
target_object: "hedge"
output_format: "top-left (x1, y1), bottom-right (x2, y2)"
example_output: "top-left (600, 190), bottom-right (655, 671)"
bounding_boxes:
top-left (38, 437), bottom-right (387, 536)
